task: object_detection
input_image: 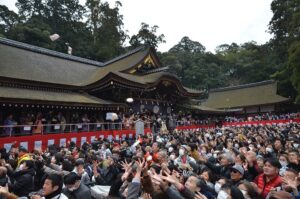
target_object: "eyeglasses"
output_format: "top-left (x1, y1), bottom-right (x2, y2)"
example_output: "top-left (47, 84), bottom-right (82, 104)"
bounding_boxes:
top-left (231, 169), bottom-right (239, 174)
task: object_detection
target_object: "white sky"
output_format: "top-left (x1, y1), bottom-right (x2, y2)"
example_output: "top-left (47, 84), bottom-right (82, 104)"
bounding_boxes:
top-left (1, 0), bottom-right (273, 53)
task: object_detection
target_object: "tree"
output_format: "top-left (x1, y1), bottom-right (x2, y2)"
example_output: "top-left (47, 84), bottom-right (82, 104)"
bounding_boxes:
top-left (87, 1), bottom-right (127, 61)
top-left (0, 5), bottom-right (19, 33)
top-left (45, 0), bottom-right (85, 25)
top-left (215, 43), bottom-right (239, 55)
top-left (287, 1), bottom-right (300, 102)
top-left (129, 22), bottom-right (165, 49)
top-left (8, 16), bottom-right (53, 48)
top-left (268, 0), bottom-right (300, 101)
top-left (161, 37), bottom-right (224, 90)
top-left (16, 0), bottom-right (46, 20)
top-left (169, 36), bottom-right (205, 54)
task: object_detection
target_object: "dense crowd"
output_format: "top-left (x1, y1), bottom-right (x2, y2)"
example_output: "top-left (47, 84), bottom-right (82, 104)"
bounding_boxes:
top-left (224, 113), bottom-right (300, 123)
top-left (3, 111), bottom-right (300, 137)
top-left (1, 111), bottom-right (199, 136)
top-left (0, 119), bottom-right (299, 199)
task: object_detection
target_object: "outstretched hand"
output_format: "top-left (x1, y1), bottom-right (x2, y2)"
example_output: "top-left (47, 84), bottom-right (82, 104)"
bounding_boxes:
top-left (0, 186), bottom-right (8, 194)
top-left (120, 159), bottom-right (131, 172)
top-left (161, 170), bottom-right (183, 191)
top-left (282, 177), bottom-right (298, 190)
top-left (150, 168), bottom-right (169, 191)
top-left (194, 192), bottom-right (208, 199)
top-left (136, 158), bottom-right (146, 174)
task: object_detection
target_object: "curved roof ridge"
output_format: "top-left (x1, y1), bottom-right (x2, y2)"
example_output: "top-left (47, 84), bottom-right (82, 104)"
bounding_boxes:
top-left (210, 80), bottom-right (275, 92)
top-left (103, 46), bottom-right (147, 66)
top-left (0, 37), bottom-right (104, 67)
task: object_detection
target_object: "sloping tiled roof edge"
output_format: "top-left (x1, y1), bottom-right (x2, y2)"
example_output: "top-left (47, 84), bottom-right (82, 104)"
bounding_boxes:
top-left (103, 46), bottom-right (146, 66)
top-left (210, 80), bottom-right (275, 92)
top-left (0, 37), bottom-right (105, 67)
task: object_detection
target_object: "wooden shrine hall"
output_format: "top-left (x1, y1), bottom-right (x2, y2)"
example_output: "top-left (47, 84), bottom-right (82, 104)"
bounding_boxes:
top-left (0, 37), bottom-right (202, 122)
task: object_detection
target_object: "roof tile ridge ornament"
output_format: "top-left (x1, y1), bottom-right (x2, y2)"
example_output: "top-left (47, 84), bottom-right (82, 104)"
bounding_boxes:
top-left (102, 45), bottom-right (147, 66)
top-left (0, 37), bottom-right (104, 67)
top-left (210, 80), bottom-right (276, 92)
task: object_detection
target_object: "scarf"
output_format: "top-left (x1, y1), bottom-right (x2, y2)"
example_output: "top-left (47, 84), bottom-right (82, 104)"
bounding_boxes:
top-left (45, 188), bottom-right (62, 199)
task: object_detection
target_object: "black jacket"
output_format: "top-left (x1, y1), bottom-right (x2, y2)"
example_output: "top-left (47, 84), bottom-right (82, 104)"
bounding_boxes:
top-left (9, 168), bottom-right (35, 197)
top-left (95, 165), bottom-right (119, 186)
top-left (205, 161), bottom-right (232, 179)
top-left (63, 183), bottom-right (91, 199)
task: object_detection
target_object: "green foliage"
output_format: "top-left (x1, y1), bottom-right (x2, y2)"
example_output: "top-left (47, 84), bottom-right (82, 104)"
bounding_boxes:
top-left (45, 0), bottom-right (85, 24)
top-left (169, 36), bottom-right (205, 54)
top-left (268, 0), bottom-right (300, 102)
top-left (129, 22), bottom-right (165, 49)
top-left (8, 16), bottom-right (53, 48)
top-left (288, 41), bottom-right (300, 103)
top-left (161, 37), bottom-right (277, 92)
top-left (0, 5), bottom-right (19, 31)
top-left (161, 37), bottom-right (225, 90)
top-left (91, 1), bottom-right (127, 61)
top-left (0, 0), bottom-right (128, 60)
top-left (16, 0), bottom-right (45, 20)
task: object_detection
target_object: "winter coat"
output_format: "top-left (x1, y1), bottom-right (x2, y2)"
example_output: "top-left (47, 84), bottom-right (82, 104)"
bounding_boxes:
top-left (9, 168), bottom-right (35, 197)
top-left (62, 183), bottom-right (91, 199)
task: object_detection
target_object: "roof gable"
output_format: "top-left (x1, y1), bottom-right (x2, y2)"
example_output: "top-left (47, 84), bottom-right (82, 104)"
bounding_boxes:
top-left (202, 81), bottom-right (289, 109)
top-left (0, 38), bottom-right (149, 86)
top-left (0, 41), bottom-right (98, 86)
top-left (0, 38), bottom-right (201, 97)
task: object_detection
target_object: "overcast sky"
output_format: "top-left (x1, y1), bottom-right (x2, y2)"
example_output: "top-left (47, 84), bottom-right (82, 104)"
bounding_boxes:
top-left (1, 0), bottom-right (273, 53)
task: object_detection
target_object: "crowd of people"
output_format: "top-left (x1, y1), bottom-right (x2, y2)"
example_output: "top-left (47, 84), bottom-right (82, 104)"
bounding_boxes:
top-left (1, 111), bottom-right (120, 136)
top-left (0, 118), bottom-right (299, 199)
top-left (1, 111), bottom-right (199, 136)
top-left (224, 113), bottom-right (300, 123)
top-left (3, 110), bottom-right (299, 137)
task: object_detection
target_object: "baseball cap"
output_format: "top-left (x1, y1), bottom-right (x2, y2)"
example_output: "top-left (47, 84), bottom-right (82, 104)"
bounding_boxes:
top-left (230, 164), bottom-right (244, 176)
top-left (256, 155), bottom-right (264, 161)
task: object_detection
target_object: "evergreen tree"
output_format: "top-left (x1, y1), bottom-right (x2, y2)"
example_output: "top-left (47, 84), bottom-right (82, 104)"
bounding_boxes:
top-left (129, 22), bottom-right (165, 49)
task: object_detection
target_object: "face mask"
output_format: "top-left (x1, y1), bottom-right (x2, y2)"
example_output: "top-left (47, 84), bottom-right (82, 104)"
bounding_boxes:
top-left (214, 182), bottom-right (222, 193)
top-left (68, 187), bottom-right (77, 192)
top-left (146, 155), bottom-right (152, 161)
top-left (217, 190), bottom-right (229, 199)
top-left (179, 149), bottom-right (185, 156)
top-left (19, 163), bottom-right (25, 171)
top-left (257, 144), bottom-right (261, 148)
top-left (234, 144), bottom-right (239, 148)
top-left (168, 147), bottom-right (173, 153)
top-left (293, 143), bottom-right (299, 148)
top-left (201, 150), bottom-right (207, 155)
top-left (266, 148), bottom-right (273, 153)
top-left (170, 154), bottom-right (176, 160)
top-left (279, 160), bottom-right (288, 167)
top-left (213, 153), bottom-right (218, 158)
